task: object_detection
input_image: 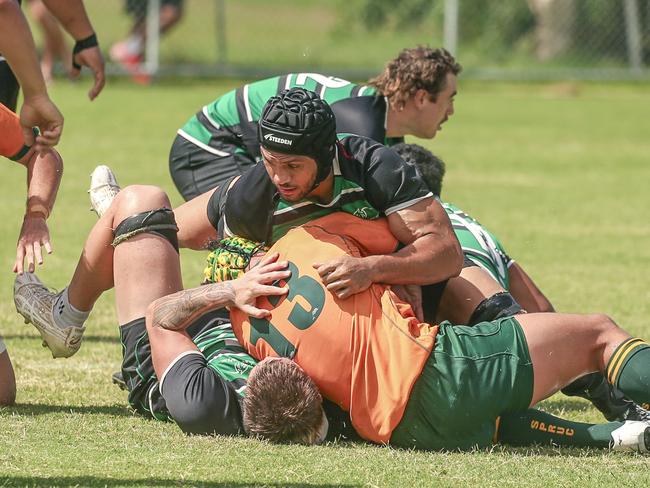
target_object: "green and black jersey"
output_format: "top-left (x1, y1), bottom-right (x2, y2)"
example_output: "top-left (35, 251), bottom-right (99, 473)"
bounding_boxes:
top-left (210, 134), bottom-right (432, 244)
top-left (191, 320), bottom-right (257, 396)
top-left (177, 73), bottom-right (401, 162)
top-left (442, 201), bottom-right (513, 289)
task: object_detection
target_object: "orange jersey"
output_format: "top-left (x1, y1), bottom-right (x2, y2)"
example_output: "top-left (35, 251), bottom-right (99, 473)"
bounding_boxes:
top-left (230, 212), bottom-right (438, 443)
top-left (0, 102), bottom-right (27, 160)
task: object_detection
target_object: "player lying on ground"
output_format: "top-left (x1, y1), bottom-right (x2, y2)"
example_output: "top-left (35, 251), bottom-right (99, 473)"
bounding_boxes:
top-left (12, 183), bottom-right (290, 434)
top-left (393, 143), bottom-right (554, 317)
top-left (396, 142), bottom-right (648, 423)
top-left (170, 46), bottom-right (459, 200)
top-left (204, 212), bottom-right (650, 452)
top-left (1, 102), bottom-right (63, 273)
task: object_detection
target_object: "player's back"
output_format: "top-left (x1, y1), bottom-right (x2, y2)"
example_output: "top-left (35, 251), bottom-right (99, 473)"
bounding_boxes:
top-left (180, 73), bottom-right (392, 154)
top-left (230, 213), bottom-right (437, 443)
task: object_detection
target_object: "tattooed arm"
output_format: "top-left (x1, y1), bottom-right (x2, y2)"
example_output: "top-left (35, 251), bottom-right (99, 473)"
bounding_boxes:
top-left (145, 253), bottom-right (290, 378)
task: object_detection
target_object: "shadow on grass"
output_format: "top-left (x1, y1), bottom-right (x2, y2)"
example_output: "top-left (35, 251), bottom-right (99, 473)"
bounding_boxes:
top-left (0, 477), bottom-right (356, 487)
top-left (2, 403), bottom-right (132, 417)
top-left (538, 397), bottom-right (592, 414)
top-left (3, 333), bottom-right (119, 344)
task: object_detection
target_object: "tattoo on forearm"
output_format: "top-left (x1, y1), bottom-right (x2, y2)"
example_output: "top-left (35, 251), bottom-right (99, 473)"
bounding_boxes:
top-left (152, 282), bottom-right (235, 331)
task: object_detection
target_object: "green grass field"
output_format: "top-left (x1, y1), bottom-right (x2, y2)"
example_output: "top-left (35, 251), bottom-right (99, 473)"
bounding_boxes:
top-left (1, 77), bottom-right (650, 487)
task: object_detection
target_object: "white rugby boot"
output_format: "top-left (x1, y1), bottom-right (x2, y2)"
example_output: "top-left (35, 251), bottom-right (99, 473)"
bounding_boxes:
top-left (14, 273), bottom-right (85, 359)
top-left (610, 420), bottom-right (650, 454)
top-left (88, 164), bottom-right (121, 218)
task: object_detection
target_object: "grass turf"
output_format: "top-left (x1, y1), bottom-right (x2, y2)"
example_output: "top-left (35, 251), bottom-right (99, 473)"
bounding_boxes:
top-left (1, 78), bottom-right (650, 486)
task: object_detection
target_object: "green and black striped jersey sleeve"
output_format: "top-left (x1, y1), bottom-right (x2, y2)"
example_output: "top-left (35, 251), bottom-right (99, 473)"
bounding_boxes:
top-left (177, 73), bottom-right (397, 160)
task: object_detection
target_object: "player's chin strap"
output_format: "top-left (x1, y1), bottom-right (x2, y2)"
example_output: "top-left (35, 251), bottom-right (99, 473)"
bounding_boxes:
top-left (203, 236), bottom-right (269, 284)
top-left (467, 292), bottom-right (524, 326)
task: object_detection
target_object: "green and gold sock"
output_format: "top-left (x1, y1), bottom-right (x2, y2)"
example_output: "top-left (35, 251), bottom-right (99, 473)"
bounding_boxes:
top-left (606, 338), bottom-right (650, 410)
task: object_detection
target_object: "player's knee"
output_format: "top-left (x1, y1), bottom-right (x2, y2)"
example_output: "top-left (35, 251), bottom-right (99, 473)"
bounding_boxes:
top-left (112, 207), bottom-right (179, 252)
top-left (467, 291), bottom-right (524, 326)
top-left (114, 185), bottom-right (171, 217)
top-left (585, 313), bottom-right (620, 335)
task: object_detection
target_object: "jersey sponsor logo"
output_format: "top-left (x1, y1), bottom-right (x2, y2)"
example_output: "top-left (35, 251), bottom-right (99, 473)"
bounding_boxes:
top-left (264, 133), bottom-right (293, 146)
top-left (353, 207), bottom-right (373, 219)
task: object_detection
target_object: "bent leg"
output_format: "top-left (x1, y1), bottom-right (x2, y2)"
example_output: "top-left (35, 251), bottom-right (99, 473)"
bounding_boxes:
top-left (517, 313), bottom-right (630, 405)
top-left (67, 185), bottom-right (183, 324)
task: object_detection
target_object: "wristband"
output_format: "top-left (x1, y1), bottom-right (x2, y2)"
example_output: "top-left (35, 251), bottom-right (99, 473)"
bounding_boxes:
top-left (72, 33), bottom-right (99, 70)
top-left (26, 203), bottom-right (50, 219)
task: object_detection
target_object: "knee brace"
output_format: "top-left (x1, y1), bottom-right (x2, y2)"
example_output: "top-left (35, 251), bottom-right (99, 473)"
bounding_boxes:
top-left (467, 291), bottom-right (523, 326)
top-left (112, 208), bottom-right (179, 252)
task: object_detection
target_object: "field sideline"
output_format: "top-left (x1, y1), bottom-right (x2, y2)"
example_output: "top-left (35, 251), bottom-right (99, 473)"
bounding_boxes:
top-left (1, 78), bottom-right (650, 487)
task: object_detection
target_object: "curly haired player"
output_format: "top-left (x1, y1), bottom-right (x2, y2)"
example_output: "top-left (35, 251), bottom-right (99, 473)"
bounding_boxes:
top-left (170, 46), bottom-right (460, 200)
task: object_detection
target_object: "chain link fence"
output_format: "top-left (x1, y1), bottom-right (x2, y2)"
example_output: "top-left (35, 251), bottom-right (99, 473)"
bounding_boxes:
top-left (449, 0), bottom-right (649, 79)
top-left (30, 0), bottom-right (650, 81)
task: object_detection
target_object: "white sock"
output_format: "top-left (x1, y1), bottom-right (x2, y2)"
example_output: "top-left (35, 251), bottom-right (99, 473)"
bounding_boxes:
top-left (53, 287), bottom-right (90, 329)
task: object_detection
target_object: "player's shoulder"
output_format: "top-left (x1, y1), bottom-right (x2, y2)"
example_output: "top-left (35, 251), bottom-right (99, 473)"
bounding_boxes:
top-left (336, 134), bottom-right (403, 169)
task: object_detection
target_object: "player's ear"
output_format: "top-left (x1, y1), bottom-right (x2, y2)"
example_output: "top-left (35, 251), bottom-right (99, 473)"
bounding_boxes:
top-left (413, 89), bottom-right (430, 109)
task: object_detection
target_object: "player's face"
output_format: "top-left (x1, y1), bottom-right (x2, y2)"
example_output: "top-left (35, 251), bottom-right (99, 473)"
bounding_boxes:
top-left (415, 73), bottom-right (457, 139)
top-left (261, 147), bottom-right (318, 202)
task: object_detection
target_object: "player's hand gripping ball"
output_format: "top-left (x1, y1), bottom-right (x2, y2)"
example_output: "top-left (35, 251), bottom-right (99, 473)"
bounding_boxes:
top-left (203, 236), bottom-right (269, 283)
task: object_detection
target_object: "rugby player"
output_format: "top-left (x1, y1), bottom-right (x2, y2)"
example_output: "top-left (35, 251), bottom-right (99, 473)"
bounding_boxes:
top-left (0, 99), bottom-right (64, 406)
top-left (218, 212), bottom-right (650, 452)
top-left (170, 46), bottom-right (460, 200)
top-left (393, 142), bottom-right (554, 320)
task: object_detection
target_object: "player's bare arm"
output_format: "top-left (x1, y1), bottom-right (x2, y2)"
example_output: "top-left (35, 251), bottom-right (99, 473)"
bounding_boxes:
top-left (150, 254), bottom-right (289, 331)
top-left (146, 253), bottom-right (289, 377)
top-left (175, 188), bottom-right (220, 250)
top-left (508, 262), bottom-right (555, 313)
top-left (314, 197), bottom-right (462, 299)
top-left (14, 148), bottom-right (63, 273)
top-left (41, 0), bottom-right (106, 100)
